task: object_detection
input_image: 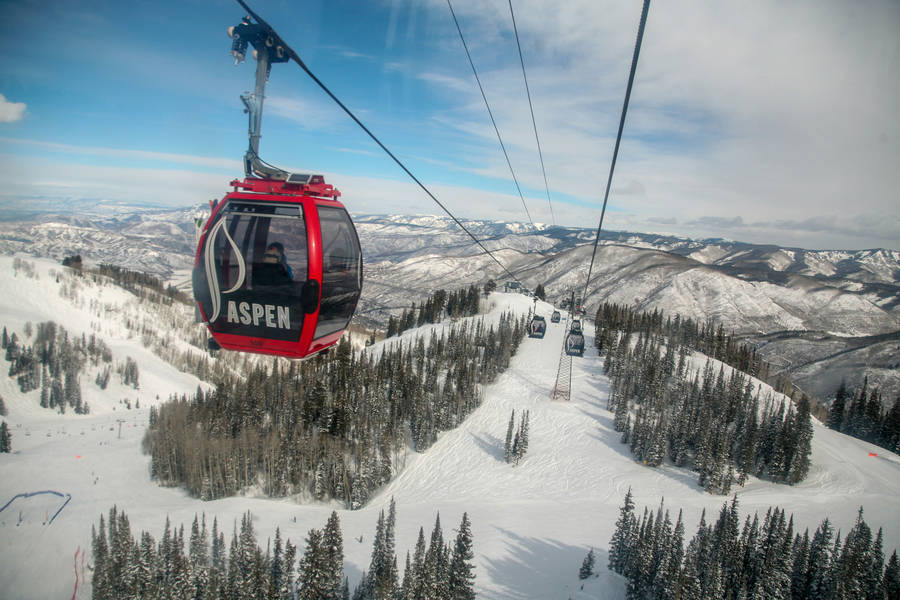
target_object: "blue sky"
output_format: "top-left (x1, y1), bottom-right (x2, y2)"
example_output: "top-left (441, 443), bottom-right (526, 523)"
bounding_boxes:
top-left (1, 0), bottom-right (898, 250)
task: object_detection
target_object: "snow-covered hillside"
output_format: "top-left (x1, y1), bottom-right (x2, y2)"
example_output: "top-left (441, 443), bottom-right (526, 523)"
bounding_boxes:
top-left (0, 256), bottom-right (898, 599)
top-left (1, 209), bottom-right (897, 402)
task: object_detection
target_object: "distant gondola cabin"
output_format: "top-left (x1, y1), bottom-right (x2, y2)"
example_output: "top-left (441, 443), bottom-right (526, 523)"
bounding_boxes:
top-left (529, 315), bottom-right (547, 338)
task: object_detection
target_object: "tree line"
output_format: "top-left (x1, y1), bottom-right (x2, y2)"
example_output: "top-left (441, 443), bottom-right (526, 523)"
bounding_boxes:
top-left (1, 320), bottom-right (144, 415)
top-left (145, 310), bottom-right (526, 508)
top-left (503, 409), bottom-right (530, 465)
top-left (93, 263), bottom-right (191, 306)
top-left (386, 285), bottom-right (483, 338)
top-left (601, 313), bottom-right (813, 494)
top-left (2, 322), bottom-right (113, 415)
top-left (601, 488), bottom-right (899, 600)
top-left (353, 498), bottom-right (475, 600)
top-left (90, 501), bottom-right (475, 600)
top-left (594, 303), bottom-right (771, 387)
top-left (827, 378), bottom-right (900, 454)
top-left (90, 506), bottom-right (341, 600)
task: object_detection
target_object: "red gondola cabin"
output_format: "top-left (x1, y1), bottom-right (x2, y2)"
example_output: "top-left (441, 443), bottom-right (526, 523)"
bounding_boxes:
top-left (192, 175), bottom-right (362, 359)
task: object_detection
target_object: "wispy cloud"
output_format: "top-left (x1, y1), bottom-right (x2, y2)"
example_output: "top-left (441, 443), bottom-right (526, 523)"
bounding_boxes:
top-left (339, 49), bottom-right (375, 61)
top-left (333, 147), bottom-right (380, 157)
top-left (0, 137), bottom-right (240, 171)
top-left (0, 156), bottom-right (228, 209)
top-left (410, 0), bottom-right (900, 249)
top-left (0, 94), bottom-right (26, 123)
top-left (383, 61), bottom-right (409, 74)
top-left (266, 95), bottom-right (347, 130)
top-left (688, 216), bottom-right (746, 229)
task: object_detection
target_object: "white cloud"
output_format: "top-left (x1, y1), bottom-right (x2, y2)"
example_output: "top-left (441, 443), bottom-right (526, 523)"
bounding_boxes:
top-left (0, 94), bottom-right (26, 123)
top-left (0, 147), bottom-right (895, 250)
top-left (0, 137), bottom-right (240, 171)
top-left (0, 155), bottom-right (228, 209)
top-left (3, 1), bottom-right (898, 251)
top-left (406, 0), bottom-right (900, 249)
top-left (265, 95), bottom-right (346, 129)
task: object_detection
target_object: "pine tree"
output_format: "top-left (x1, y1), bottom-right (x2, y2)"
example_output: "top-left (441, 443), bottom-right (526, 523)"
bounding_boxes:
top-left (423, 514), bottom-right (446, 599)
top-left (504, 410), bottom-right (515, 464)
top-left (447, 513), bottom-right (475, 600)
top-left (579, 548), bottom-right (595, 579)
top-left (135, 531), bottom-right (157, 598)
top-left (788, 394), bottom-right (813, 484)
top-left (91, 516), bottom-right (110, 599)
top-left (401, 552), bottom-right (413, 600)
top-left (0, 421), bottom-right (10, 453)
top-left (513, 410), bottom-right (530, 464)
top-left (188, 514), bottom-right (210, 598)
top-left (410, 527), bottom-right (427, 600)
top-left (827, 380), bottom-right (848, 430)
top-left (209, 517), bottom-right (226, 597)
top-left (882, 550), bottom-right (900, 600)
top-left (269, 528), bottom-right (285, 600)
top-left (609, 487), bottom-right (636, 574)
top-left (323, 511), bottom-right (345, 600)
top-left (790, 530), bottom-right (810, 600)
top-left (299, 528), bottom-right (329, 600)
top-left (866, 527), bottom-right (885, 600)
top-left (367, 500), bottom-right (398, 600)
top-left (837, 507), bottom-right (874, 598)
top-left (665, 509), bottom-right (685, 598)
top-left (387, 316), bottom-right (398, 338)
top-left (807, 519), bottom-right (835, 599)
top-left (678, 545), bottom-right (703, 600)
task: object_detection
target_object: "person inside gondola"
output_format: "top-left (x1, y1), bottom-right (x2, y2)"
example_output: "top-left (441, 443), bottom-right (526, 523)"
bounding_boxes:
top-left (255, 242), bottom-right (293, 286)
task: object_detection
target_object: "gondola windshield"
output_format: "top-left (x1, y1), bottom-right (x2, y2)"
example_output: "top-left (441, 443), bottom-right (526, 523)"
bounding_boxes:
top-left (198, 199), bottom-right (309, 343)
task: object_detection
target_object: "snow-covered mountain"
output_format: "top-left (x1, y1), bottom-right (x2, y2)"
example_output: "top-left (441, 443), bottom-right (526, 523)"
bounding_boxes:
top-left (0, 255), bottom-right (898, 599)
top-left (1, 209), bottom-right (897, 401)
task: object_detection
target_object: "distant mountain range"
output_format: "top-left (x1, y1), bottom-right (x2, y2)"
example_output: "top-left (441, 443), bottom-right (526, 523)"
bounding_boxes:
top-left (1, 206), bottom-right (897, 403)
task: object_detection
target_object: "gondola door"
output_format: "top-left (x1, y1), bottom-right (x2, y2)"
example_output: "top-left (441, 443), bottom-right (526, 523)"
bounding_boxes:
top-left (309, 203), bottom-right (363, 352)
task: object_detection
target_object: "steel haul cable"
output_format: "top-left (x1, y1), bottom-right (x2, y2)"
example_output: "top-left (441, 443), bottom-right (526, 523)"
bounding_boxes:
top-left (581, 0), bottom-right (651, 306)
top-left (508, 0), bottom-right (555, 226)
top-left (447, 0), bottom-right (535, 228)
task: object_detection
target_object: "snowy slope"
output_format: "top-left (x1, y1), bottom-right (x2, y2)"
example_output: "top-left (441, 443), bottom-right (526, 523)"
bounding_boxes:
top-left (0, 266), bottom-right (899, 599)
top-left (3, 209), bottom-right (898, 402)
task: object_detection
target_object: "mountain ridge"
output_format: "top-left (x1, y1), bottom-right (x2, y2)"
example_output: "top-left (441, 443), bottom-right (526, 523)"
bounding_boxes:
top-left (0, 208), bottom-right (897, 402)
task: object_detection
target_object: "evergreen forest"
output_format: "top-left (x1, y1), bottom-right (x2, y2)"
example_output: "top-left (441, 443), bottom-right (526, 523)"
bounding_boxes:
top-left (386, 286), bottom-right (483, 338)
top-left (596, 303), bottom-right (813, 493)
top-left (604, 489), bottom-right (900, 600)
top-left (89, 500), bottom-right (475, 600)
top-left (145, 310), bottom-right (526, 507)
top-left (826, 378), bottom-right (900, 455)
top-left (1, 321), bottom-right (121, 415)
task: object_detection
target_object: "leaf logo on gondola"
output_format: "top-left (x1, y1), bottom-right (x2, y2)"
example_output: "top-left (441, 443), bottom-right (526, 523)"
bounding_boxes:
top-left (204, 217), bottom-right (246, 323)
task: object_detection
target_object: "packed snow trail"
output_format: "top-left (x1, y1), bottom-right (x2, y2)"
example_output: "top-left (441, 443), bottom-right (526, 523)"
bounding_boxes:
top-left (375, 297), bottom-right (900, 599)
top-left (1, 269), bottom-right (899, 599)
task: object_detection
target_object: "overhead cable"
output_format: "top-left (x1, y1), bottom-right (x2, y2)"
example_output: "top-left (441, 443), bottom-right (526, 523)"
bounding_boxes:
top-left (581, 0), bottom-right (651, 305)
top-left (446, 0), bottom-right (535, 227)
top-left (507, 0), bottom-right (555, 226)
top-left (235, 0), bottom-right (525, 286)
